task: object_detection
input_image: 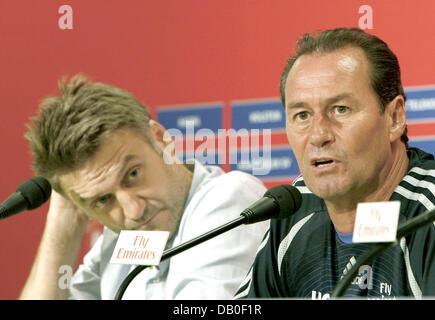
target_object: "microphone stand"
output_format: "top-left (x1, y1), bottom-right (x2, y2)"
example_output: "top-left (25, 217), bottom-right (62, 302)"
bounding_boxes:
top-left (114, 216), bottom-right (245, 300)
top-left (331, 207), bottom-right (435, 298)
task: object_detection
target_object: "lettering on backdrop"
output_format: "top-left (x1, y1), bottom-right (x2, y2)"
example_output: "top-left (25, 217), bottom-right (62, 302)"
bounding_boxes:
top-left (358, 5), bottom-right (373, 30)
top-left (58, 5), bottom-right (73, 30)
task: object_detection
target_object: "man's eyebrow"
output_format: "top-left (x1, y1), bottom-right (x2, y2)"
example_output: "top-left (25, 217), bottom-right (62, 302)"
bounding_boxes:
top-left (325, 93), bottom-right (354, 105)
top-left (118, 154), bottom-right (139, 179)
top-left (286, 93), bottom-right (354, 111)
top-left (286, 101), bottom-right (306, 111)
top-left (77, 154), bottom-right (139, 204)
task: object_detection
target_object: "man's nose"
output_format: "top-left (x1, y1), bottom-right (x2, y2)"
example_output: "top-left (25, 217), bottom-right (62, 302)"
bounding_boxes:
top-left (309, 114), bottom-right (335, 148)
top-left (117, 190), bottom-right (145, 221)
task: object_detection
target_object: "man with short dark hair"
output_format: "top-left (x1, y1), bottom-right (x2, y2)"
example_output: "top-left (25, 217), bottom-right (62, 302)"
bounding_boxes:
top-left (236, 28), bottom-right (435, 299)
top-left (20, 74), bottom-right (269, 299)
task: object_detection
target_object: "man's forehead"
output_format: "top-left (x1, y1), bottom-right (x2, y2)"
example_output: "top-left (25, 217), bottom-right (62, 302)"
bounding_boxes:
top-left (288, 47), bottom-right (368, 81)
top-left (336, 55), bottom-right (359, 73)
top-left (59, 169), bottom-right (111, 202)
top-left (59, 153), bottom-right (139, 201)
top-left (284, 48), bottom-right (370, 102)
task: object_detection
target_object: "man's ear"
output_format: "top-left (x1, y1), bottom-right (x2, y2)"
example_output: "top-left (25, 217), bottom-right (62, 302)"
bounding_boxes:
top-left (148, 120), bottom-right (172, 149)
top-left (386, 95), bottom-right (407, 143)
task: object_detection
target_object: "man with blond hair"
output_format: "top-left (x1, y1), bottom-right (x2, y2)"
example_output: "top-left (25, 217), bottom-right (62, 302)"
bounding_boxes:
top-left (20, 74), bottom-right (269, 299)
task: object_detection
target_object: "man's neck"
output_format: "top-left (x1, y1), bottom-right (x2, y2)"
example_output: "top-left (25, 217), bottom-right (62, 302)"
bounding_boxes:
top-left (327, 143), bottom-right (409, 233)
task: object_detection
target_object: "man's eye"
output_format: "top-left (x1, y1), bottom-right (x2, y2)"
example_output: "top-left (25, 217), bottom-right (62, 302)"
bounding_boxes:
top-left (334, 105), bottom-right (349, 114)
top-left (295, 111), bottom-right (309, 121)
top-left (96, 195), bottom-right (109, 207)
top-left (129, 168), bottom-right (139, 179)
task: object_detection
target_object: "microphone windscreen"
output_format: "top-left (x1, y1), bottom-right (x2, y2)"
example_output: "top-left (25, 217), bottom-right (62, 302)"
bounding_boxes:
top-left (264, 185), bottom-right (302, 219)
top-left (16, 177), bottom-right (52, 210)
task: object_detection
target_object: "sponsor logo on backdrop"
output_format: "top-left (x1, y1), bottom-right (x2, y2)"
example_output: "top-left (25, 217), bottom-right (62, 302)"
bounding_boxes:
top-left (405, 86), bottom-right (435, 121)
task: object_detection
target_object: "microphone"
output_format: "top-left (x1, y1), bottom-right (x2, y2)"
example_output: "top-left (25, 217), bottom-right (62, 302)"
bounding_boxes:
top-left (114, 184), bottom-right (302, 300)
top-left (0, 177), bottom-right (52, 220)
top-left (241, 183), bottom-right (303, 224)
top-left (331, 207), bottom-right (435, 298)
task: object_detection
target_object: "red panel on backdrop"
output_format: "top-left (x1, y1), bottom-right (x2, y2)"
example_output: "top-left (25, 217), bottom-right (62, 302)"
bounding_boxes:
top-left (0, 1), bottom-right (434, 299)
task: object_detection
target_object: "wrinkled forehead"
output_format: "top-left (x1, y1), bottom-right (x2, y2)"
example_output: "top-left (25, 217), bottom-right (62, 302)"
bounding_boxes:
top-left (59, 156), bottom-right (123, 202)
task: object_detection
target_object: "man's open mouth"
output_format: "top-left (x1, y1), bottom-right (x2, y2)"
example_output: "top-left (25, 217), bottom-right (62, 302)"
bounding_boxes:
top-left (313, 159), bottom-right (334, 167)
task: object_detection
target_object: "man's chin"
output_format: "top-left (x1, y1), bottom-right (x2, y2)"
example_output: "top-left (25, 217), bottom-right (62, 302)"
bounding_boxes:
top-left (307, 182), bottom-right (350, 201)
